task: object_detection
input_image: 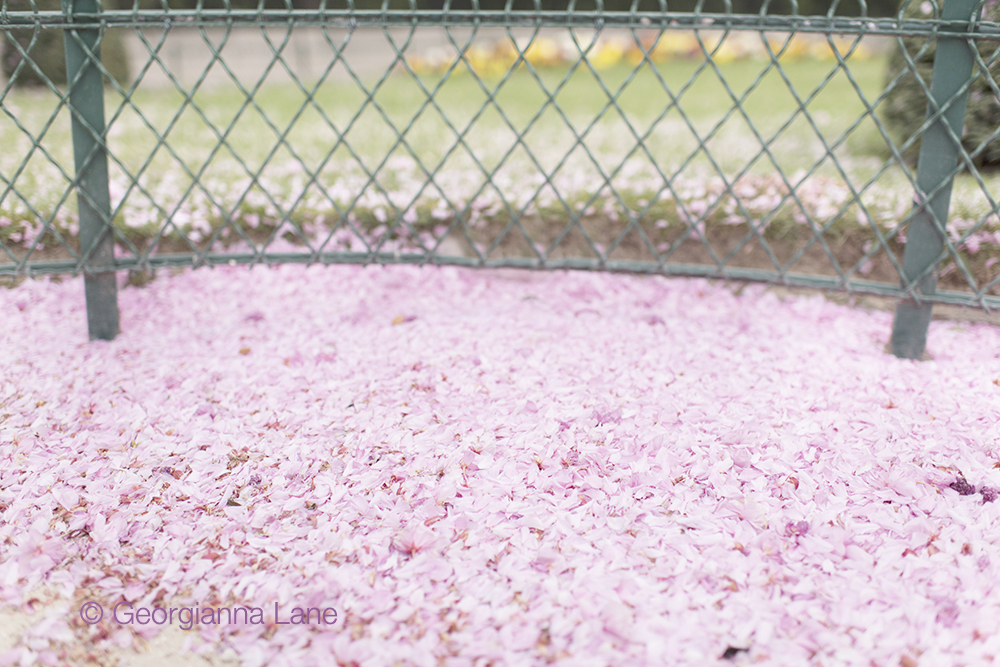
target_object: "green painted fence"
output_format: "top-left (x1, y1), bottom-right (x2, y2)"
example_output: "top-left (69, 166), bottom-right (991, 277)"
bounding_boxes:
top-left (1, 0), bottom-right (999, 358)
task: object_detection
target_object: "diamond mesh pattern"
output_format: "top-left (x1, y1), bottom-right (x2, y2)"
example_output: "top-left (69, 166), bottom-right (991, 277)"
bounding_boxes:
top-left (2, 2), bottom-right (999, 310)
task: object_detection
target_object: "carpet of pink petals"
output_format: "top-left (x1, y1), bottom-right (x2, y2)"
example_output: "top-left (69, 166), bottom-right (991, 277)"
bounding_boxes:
top-left (2, 265), bottom-right (1000, 667)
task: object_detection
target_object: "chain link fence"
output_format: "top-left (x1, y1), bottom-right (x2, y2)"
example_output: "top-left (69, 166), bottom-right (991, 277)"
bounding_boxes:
top-left (1, 0), bottom-right (999, 357)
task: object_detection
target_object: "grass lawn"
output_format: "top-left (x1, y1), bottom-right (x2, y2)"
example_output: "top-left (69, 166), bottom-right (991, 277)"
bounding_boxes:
top-left (2, 52), bottom-right (999, 296)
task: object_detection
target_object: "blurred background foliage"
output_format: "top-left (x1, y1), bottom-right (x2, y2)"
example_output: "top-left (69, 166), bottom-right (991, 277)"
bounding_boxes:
top-left (2, 0), bottom-right (130, 87)
top-left (880, 0), bottom-right (1000, 169)
top-left (2, 0), bottom-right (905, 90)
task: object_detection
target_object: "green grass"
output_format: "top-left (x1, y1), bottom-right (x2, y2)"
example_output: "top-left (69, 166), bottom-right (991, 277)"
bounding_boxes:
top-left (96, 56), bottom-right (896, 170)
top-left (3, 55), bottom-right (895, 183)
top-left (3, 53), bottom-right (999, 296)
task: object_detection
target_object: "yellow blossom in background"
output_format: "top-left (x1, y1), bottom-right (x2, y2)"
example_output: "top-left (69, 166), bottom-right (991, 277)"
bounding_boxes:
top-left (407, 55), bottom-right (435, 76)
top-left (492, 39), bottom-right (520, 67)
top-left (587, 39), bottom-right (625, 69)
top-left (406, 46), bottom-right (461, 76)
top-left (702, 35), bottom-right (742, 64)
top-left (405, 30), bottom-right (877, 77)
top-left (767, 34), bottom-right (812, 61)
top-left (626, 37), bottom-right (658, 65)
top-left (725, 32), bottom-right (766, 60)
top-left (523, 37), bottom-right (564, 68)
top-left (465, 44), bottom-right (508, 78)
top-left (809, 39), bottom-right (837, 61)
top-left (652, 32), bottom-right (701, 60)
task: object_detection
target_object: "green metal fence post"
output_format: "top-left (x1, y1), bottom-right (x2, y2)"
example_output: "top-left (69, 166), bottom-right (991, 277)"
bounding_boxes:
top-left (63, 0), bottom-right (119, 341)
top-left (889, 0), bottom-right (979, 360)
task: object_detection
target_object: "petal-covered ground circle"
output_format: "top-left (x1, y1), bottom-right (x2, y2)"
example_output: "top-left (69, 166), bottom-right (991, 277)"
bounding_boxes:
top-left (2, 265), bottom-right (1000, 667)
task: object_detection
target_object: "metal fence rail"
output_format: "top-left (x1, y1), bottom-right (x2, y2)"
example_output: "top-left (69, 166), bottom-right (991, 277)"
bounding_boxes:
top-left (1, 0), bottom-right (999, 358)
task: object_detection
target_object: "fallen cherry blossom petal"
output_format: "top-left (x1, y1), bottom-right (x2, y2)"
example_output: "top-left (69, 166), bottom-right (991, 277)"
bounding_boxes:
top-left (1, 265), bottom-right (999, 667)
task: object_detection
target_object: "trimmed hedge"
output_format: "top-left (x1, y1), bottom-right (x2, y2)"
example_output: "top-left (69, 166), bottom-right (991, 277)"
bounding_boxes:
top-left (881, 0), bottom-right (1000, 169)
top-left (1, 0), bottom-right (130, 88)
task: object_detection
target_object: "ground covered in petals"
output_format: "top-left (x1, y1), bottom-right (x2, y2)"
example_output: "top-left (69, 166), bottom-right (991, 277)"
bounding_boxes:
top-left (2, 265), bottom-right (1000, 667)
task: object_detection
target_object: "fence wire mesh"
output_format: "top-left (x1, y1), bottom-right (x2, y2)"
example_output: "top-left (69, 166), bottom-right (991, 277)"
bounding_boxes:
top-left (2, 0), bottom-right (1000, 316)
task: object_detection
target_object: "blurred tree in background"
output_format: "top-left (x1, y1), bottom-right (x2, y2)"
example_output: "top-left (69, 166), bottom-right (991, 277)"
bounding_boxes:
top-left (2, 0), bottom-right (129, 88)
top-left (881, 0), bottom-right (1000, 169)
